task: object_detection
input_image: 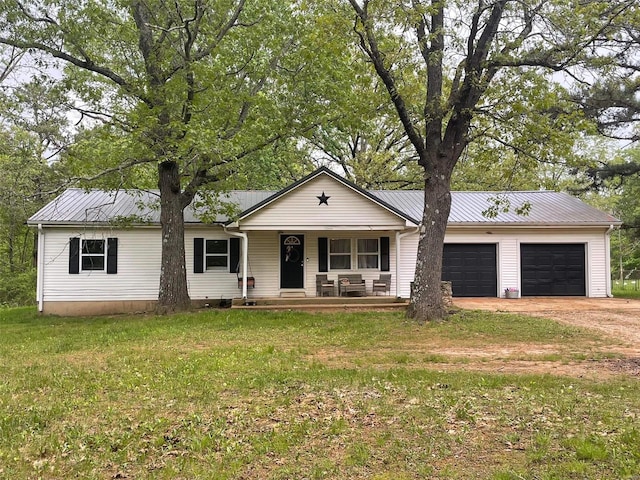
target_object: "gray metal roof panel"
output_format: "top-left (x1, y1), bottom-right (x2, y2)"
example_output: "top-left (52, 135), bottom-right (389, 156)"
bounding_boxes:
top-left (371, 190), bottom-right (620, 225)
top-left (28, 189), bottom-right (276, 225)
top-left (29, 187), bottom-right (620, 227)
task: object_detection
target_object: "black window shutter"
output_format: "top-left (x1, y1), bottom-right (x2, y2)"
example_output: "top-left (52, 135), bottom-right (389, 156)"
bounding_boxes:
top-left (107, 238), bottom-right (118, 274)
top-left (194, 238), bottom-right (204, 273)
top-left (318, 237), bottom-right (328, 272)
top-left (229, 238), bottom-right (240, 273)
top-left (380, 236), bottom-right (390, 271)
top-left (69, 237), bottom-right (80, 274)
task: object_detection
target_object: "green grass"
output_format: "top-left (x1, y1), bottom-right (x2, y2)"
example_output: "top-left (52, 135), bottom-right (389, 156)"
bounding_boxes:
top-left (1, 307), bottom-right (639, 479)
top-left (612, 287), bottom-right (640, 299)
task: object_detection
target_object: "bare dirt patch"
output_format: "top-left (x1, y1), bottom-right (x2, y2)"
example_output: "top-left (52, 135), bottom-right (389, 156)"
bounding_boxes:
top-left (450, 297), bottom-right (640, 377)
top-left (309, 298), bottom-right (640, 379)
top-left (454, 297), bottom-right (640, 354)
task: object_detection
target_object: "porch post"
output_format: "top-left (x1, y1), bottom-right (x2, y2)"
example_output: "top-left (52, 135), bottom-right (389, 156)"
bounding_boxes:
top-left (242, 234), bottom-right (248, 299)
top-left (395, 231), bottom-right (401, 297)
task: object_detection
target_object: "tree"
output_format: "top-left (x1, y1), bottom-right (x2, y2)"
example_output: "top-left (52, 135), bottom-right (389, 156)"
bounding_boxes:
top-left (0, 0), bottom-right (345, 312)
top-left (345, 0), bottom-right (635, 320)
top-left (305, 67), bottom-right (423, 189)
top-left (574, 2), bottom-right (640, 143)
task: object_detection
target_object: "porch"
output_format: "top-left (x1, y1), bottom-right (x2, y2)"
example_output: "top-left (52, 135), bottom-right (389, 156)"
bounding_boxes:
top-left (231, 295), bottom-right (409, 311)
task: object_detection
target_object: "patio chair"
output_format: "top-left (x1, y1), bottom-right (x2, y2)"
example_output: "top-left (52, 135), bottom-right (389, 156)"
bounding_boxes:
top-left (372, 274), bottom-right (391, 295)
top-left (316, 274), bottom-right (335, 297)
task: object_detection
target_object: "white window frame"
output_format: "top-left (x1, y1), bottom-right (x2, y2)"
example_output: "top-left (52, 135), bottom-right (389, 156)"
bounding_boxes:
top-left (356, 238), bottom-right (380, 269)
top-left (329, 238), bottom-right (352, 270)
top-left (205, 239), bottom-right (229, 271)
top-left (81, 239), bottom-right (106, 272)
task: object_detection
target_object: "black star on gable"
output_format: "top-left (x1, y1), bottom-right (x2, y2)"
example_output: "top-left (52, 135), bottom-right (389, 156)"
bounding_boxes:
top-left (317, 191), bottom-right (330, 205)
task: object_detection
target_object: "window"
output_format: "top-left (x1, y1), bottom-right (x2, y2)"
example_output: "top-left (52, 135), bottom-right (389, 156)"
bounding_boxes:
top-left (329, 238), bottom-right (351, 270)
top-left (69, 237), bottom-right (117, 275)
top-left (205, 239), bottom-right (228, 270)
top-left (81, 239), bottom-right (105, 271)
top-left (357, 238), bottom-right (379, 269)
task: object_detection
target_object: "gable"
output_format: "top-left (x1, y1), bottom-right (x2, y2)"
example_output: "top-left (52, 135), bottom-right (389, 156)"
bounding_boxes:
top-left (238, 173), bottom-right (411, 230)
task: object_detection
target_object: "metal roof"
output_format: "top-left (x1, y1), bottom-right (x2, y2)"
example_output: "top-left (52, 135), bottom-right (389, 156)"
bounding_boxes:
top-left (371, 190), bottom-right (620, 226)
top-left (29, 182), bottom-right (620, 227)
top-left (28, 189), bottom-right (275, 225)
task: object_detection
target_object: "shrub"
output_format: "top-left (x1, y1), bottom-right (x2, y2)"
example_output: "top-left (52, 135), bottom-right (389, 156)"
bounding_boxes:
top-left (0, 268), bottom-right (36, 307)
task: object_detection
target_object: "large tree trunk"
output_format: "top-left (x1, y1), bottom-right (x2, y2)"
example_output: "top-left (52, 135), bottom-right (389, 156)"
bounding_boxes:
top-left (407, 164), bottom-right (453, 321)
top-left (157, 160), bottom-right (191, 313)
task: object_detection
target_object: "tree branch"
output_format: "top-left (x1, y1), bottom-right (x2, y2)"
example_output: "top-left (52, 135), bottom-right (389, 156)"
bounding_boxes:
top-left (348, 0), bottom-right (425, 158)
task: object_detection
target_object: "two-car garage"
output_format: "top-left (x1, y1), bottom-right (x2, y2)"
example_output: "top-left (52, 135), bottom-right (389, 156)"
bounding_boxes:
top-left (441, 243), bottom-right (587, 297)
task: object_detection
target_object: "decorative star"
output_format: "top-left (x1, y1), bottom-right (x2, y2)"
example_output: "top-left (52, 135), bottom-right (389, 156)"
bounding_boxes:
top-left (317, 191), bottom-right (330, 205)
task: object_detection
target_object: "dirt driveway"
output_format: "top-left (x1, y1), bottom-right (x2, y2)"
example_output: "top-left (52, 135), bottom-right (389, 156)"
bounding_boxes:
top-left (450, 297), bottom-right (640, 377)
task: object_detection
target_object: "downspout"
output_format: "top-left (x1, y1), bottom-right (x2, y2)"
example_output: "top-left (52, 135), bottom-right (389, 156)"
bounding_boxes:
top-left (224, 226), bottom-right (248, 300)
top-left (395, 226), bottom-right (420, 298)
top-left (37, 224), bottom-right (44, 312)
top-left (605, 224), bottom-right (615, 298)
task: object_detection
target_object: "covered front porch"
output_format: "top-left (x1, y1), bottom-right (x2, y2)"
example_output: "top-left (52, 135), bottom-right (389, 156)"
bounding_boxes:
top-left (230, 229), bottom-right (415, 302)
top-left (226, 167), bottom-right (419, 302)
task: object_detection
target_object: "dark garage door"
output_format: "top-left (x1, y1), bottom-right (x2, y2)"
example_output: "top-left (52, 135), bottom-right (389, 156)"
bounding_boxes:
top-left (520, 244), bottom-right (586, 296)
top-left (442, 244), bottom-right (497, 297)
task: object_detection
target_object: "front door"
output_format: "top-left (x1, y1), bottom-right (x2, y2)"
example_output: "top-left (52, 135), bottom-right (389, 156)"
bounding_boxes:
top-left (280, 234), bottom-right (304, 289)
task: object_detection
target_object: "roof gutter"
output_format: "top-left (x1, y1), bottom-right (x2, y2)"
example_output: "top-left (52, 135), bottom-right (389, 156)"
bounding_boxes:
top-left (446, 222), bottom-right (623, 228)
top-left (36, 224), bottom-right (44, 312)
top-left (605, 224), bottom-right (616, 298)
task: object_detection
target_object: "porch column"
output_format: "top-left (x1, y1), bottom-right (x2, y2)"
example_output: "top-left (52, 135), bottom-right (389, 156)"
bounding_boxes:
top-left (242, 234), bottom-right (248, 299)
top-left (395, 231), bottom-right (401, 297)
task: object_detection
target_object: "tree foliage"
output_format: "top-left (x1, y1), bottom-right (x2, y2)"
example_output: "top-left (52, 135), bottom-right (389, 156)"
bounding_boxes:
top-left (0, 0), bottom-right (351, 311)
top-left (574, 2), bottom-right (640, 142)
top-left (343, 0), bottom-right (635, 320)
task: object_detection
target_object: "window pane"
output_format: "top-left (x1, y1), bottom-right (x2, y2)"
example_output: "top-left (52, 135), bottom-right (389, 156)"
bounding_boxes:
top-left (206, 256), bottom-right (228, 269)
top-left (206, 240), bottom-right (227, 254)
top-left (358, 254), bottom-right (378, 269)
top-left (82, 255), bottom-right (105, 271)
top-left (357, 238), bottom-right (378, 253)
top-left (330, 254), bottom-right (351, 270)
top-left (82, 239), bottom-right (104, 254)
top-left (330, 239), bottom-right (351, 254)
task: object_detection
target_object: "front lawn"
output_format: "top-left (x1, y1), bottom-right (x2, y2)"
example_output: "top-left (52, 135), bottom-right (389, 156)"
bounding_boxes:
top-left (1, 307), bottom-right (638, 479)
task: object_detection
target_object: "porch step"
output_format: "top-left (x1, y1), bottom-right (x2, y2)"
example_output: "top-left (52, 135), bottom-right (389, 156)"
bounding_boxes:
top-left (279, 291), bottom-right (307, 298)
top-left (232, 301), bottom-right (408, 311)
top-left (231, 296), bottom-right (408, 311)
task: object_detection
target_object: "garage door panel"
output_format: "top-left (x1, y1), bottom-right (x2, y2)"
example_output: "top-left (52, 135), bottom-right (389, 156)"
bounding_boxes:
top-left (442, 244), bottom-right (497, 297)
top-left (521, 244), bottom-right (585, 296)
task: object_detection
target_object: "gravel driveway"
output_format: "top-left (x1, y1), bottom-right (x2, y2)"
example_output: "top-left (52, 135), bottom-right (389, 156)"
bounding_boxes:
top-left (454, 297), bottom-right (640, 351)
top-left (452, 297), bottom-right (640, 376)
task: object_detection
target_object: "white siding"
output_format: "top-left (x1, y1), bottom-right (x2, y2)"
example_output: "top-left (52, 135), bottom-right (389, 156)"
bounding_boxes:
top-left (41, 227), bottom-right (162, 301)
top-left (398, 232), bottom-right (419, 298)
top-left (303, 232), bottom-right (397, 297)
top-left (225, 231), bottom-right (398, 298)
top-left (185, 228), bottom-right (247, 300)
top-left (40, 224), bottom-right (611, 303)
top-left (240, 175), bottom-right (406, 230)
top-left (398, 227), bottom-right (612, 298)
top-left (42, 226), bottom-right (245, 302)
